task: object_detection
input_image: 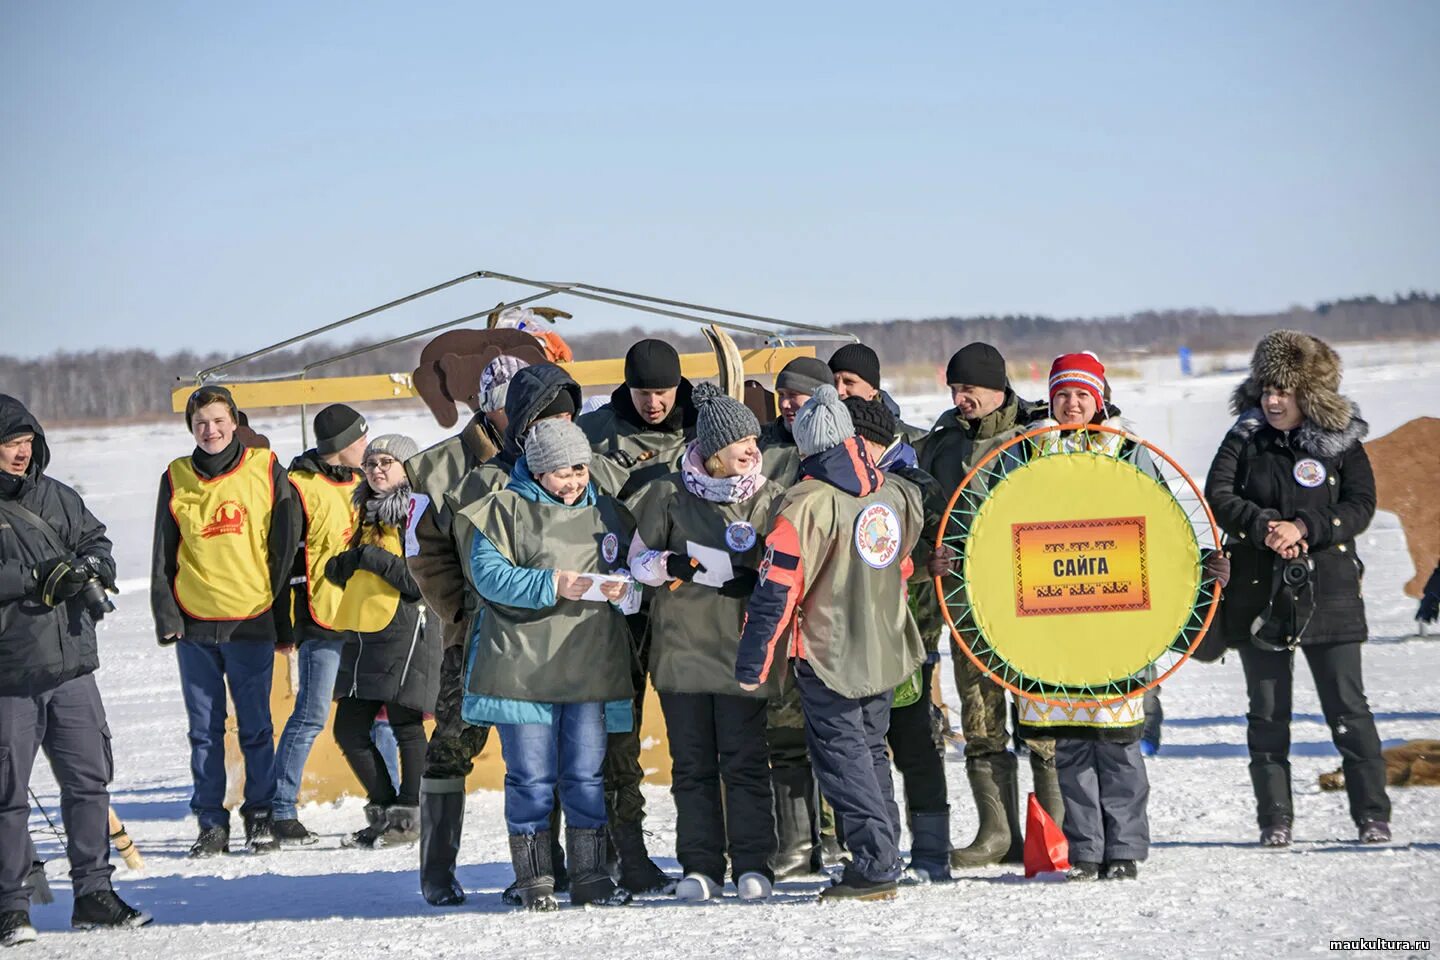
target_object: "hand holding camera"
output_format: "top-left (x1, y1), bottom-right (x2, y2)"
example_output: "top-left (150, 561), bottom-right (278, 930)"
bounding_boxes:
top-left (31, 555), bottom-right (116, 618)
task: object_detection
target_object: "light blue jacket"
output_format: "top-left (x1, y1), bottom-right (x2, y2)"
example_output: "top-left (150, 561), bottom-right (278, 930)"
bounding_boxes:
top-left (461, 457), bottom-right (634, 732)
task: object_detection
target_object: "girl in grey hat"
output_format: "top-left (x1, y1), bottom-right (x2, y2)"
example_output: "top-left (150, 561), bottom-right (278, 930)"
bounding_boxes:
top-left (628, 382), bottom-right (785, 902)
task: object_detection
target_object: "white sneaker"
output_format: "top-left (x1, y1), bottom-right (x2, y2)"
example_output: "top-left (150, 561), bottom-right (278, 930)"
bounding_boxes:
top-left (736, 872), bottom-right (773, 901)
top-left (674, 872), bottom-right (722, 901)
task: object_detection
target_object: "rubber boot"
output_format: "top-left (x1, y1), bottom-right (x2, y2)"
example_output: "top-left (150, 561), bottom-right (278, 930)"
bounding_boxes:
top-left (567, 827), bottom-right (633, 906)
top-left (419, 778), bottom-right (467, 906)
top-left (904, 810), bottom-right (954, 883)
top-left (1030, 752), bottom-right (1065, 831)
top-left (769, 766), bottom-right (822, 879)
top-left (950, 753), bottom-right (1021, 868)
top-left (507, 831), bottom-right (558, 911)
top-left (610, 819), bottom-right (674, 894)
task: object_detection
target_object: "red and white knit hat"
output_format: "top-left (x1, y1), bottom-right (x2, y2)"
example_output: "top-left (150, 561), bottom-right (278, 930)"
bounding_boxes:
top-left (1048, 352), bottom-right (1106, 408)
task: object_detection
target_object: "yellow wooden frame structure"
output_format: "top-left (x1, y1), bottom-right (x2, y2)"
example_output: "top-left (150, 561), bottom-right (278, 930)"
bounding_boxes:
top-left (170, 346), bottom-right (815, 413)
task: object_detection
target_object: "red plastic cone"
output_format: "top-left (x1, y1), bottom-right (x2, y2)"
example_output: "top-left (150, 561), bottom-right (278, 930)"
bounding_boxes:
top-left (1023, 791), bottom-right (1070, 877)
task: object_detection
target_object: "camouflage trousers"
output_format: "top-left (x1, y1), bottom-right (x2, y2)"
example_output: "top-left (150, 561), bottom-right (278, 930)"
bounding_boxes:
top-left (424, 644), bottom-right (491, 780)
top-left (951, 639), bottom-right (1054, 761)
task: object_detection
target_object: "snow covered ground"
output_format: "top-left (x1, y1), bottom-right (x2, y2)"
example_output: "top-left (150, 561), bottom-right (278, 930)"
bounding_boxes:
top-left (23, 340), bottom-right (1440, 958)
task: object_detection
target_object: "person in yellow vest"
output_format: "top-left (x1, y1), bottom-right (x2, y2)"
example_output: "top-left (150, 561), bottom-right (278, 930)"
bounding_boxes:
top-left (271, 404), bottom-right (370, 844)
top-left (150, 385), bottom-right (301, 858)
top-left (327, 434), bottom-right (442, 849)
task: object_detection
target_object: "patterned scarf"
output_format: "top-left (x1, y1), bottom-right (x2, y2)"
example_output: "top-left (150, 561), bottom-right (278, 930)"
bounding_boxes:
top-left (680, 441), bottom-right (765, 504)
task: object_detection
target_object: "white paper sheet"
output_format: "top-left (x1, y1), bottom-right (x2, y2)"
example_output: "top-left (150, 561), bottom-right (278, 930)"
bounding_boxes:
top-left (579, 572), bottom-right (635, 603)
top-left (685, 541), bottom-right (734, 588)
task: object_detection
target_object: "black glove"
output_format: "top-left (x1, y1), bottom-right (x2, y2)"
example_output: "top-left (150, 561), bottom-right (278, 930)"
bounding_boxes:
top-left (718, 566), bottom-right (760, 598)
top-left (665, 553), bottom-right (707, 583)
top-left (353, 545), bottom-right (392, 574)
top-left (32, 556), bottom-right (87, 607)
top-left (325, 549), bottom-right (364, 586)
top-left (1419, 593), bottom-right (1440, 625)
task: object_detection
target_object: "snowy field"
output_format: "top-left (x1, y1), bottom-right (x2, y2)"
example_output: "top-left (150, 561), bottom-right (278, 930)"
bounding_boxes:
top-left (24, 340), bottom-right (1440, 958)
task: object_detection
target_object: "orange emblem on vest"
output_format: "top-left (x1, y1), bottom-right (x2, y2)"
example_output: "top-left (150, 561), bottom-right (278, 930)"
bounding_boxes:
top-left (201, 500), bottom-right (248, 538)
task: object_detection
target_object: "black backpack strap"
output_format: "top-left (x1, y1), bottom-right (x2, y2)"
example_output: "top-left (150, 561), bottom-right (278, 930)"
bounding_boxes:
top-left (0, 497), bottom-right (69, 556)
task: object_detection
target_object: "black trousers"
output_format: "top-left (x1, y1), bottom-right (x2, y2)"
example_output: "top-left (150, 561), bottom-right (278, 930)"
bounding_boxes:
top-left (1238, 641), bottom-right (1390, 828)
top-left (335, 698), bottom-right (428, 808)
top-left (604, 617), bottom-right (650, 825)
top-left (658, 691), bottom-right (776, 883)
top-left (885, 661), bottom-right (948, 817)
top-left (0, 674), bottom-right (114, 912)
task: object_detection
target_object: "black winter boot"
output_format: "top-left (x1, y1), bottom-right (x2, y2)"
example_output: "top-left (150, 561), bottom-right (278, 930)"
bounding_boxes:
top-left (0, 911), bottom-right (37, 947)
top-left (1030, 752), bottom-right (1065, 830)
top-left (71, 890), bottom-right (153, 930)
top-left (567, 827), bottom-right (633, 907)
top-left (272, 818), bottom-right (319, 846)
top-left (507, 832), bottom-right (559, 911)
top-left (609, 819), bottom-right (674, 894)
top-left (904, 810), bottom-right (953, 883)
top-left (188, 824), bottom-right (229, 859)
top-left (243, 809), bottom-right (279, 854)
top-left (420, 779), bottom-right (467, 906)
top-left (770, 766), bottom-right (822, 878)
top-left (343, 803), bottom-right (389, 849)
top-left (951, 754), bottom-right (1021, 868)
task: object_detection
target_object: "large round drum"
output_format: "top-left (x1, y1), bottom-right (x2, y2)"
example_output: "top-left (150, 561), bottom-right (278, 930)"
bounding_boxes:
top-left (937, 423), bottom-right (1222, 708)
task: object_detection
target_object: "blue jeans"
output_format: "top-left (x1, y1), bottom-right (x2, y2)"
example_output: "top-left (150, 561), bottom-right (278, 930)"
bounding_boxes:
top-left (273, 636), bottom-right (402, 818)
top-left (272, 636), bottom-right (344, 819)
top-left (497, 701), bottom-right (608, 834)
top-left (176, 638), bottom-right (276, 829)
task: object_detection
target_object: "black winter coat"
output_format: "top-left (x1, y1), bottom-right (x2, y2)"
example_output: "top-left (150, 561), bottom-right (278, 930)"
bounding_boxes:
top-left (332, 493), bottom-right (442, 713)
top-left (1204, 408), bottom-right (1374, 647)
top-left (0, 395), bottom-right (116, 696)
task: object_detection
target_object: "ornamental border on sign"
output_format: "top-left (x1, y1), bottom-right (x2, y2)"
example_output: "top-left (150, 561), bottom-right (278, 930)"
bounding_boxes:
top-left (1011, 516), bottom-right (1151, 617)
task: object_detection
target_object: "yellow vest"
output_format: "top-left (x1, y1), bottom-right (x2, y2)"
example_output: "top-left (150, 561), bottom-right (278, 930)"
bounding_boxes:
top-left (289, 469), bottom-right (363, 631)
top-left (169, 447), bottom-right (276, 621)
top-left (331, 521), bottom-right (404, 633)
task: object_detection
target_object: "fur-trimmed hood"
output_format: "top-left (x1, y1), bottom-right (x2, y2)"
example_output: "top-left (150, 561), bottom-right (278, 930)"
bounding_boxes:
top-left (1229, 405), bottom-right (1369, 459)
top-left (1230, 329), bottom-right (1354, 433)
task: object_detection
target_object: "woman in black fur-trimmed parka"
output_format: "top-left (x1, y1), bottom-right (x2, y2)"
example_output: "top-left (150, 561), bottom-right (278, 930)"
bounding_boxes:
top-left (1203, 330), bottom-right (1390, 848)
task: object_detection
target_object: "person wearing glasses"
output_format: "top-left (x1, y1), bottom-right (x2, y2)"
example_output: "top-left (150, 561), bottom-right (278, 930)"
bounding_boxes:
top-left (327, 435), bottom-right (441, 848)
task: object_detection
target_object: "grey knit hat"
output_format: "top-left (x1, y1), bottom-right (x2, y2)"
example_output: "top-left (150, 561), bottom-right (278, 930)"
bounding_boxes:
top-left (479, 355), bottom-right (530, 414)
top-left (775, 356), bottom-right (832, 397)
top-left (524, 417), bottom-right (592, 476)
top-left (693, 382), bottom-right (760, 459)
top-left (793, 384), bottom-right (854, 457)
top-left (364, 433), bottom-right (420, 465)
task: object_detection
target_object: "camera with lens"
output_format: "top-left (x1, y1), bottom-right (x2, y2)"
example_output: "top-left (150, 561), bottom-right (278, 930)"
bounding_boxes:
top-left (1280, 555), bottom-right (1313, 590)
top-left (74, 556), bottom-right (117, 620)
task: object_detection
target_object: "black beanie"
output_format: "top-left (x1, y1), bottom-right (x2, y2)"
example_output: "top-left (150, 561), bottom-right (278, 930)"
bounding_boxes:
top-left (534, 388), bottom-right (578, 423)
top-left (946, 342), bottom-right (1008, 391)
top-left (829, 343), bottom-right (881, 391)
top-left (775, 357), bottom-right (832, 396)
top-left (842, 395), bottom-right (896, 448)
top-left (313, 403), bottom-right (367, 455)
top-left (624, 339), bottom-right (682, 389)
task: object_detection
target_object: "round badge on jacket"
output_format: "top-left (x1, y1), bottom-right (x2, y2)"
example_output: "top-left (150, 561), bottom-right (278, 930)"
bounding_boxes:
top-left (1293, 458), bottom-right (1327, 488)
top-left (854, 503), bottom-right (901, 570)
top-left (602, 532), bottom-right (619, 564)
top-left (725, 521), bottom-right (757, 553)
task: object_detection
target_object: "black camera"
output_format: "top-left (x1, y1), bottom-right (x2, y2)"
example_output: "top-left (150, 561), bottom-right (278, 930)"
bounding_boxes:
top-left (1281, 555), bottom-right (1313, 589)
top-left (74, 556), bottom-right (117, 620)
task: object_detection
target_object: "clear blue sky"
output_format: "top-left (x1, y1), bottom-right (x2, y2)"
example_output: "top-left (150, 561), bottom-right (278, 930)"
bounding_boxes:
top-left (3, 1), bottom-right (1437, 359)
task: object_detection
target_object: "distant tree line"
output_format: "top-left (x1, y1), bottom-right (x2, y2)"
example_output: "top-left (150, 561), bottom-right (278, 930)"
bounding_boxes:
top-left (3, 293), bottom-right (1436, 425)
